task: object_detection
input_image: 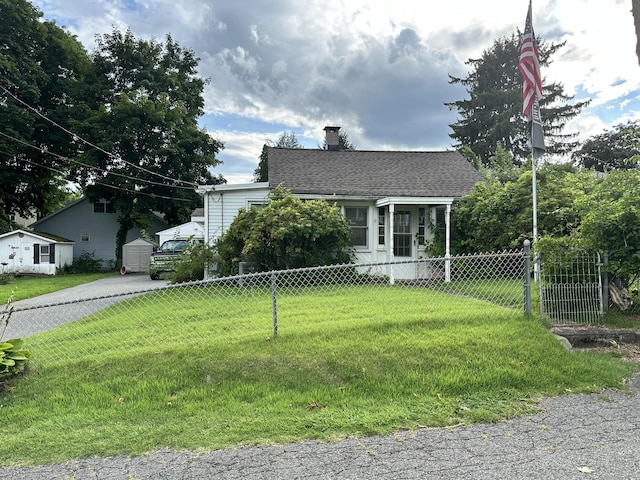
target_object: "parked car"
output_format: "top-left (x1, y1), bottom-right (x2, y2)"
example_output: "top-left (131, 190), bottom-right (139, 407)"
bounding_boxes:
top-left (149, 239), bottom-right (189, 280)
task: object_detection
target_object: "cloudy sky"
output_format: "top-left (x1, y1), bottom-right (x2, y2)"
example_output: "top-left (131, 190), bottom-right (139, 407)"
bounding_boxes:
top-left (30, 0), bottom-right (640, 183)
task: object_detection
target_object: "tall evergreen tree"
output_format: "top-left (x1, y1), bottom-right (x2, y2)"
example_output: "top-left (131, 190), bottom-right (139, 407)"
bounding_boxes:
top-left (446, 33), bottom-right (589, 166)
top-left (254, 131), bottom-right (301, 182)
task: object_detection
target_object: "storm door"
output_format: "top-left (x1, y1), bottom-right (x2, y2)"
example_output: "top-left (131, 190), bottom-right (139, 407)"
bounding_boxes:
top-left (393, 210), bottom-right (412, 258)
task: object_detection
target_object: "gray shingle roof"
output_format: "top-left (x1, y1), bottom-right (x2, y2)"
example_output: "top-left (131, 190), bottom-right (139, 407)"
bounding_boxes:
top-left (267, 147), bottom-right (484, 198)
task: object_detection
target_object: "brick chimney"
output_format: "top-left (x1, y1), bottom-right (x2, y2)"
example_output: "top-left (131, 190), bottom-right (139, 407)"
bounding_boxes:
top-left (324, 126), bottom-right (341, 151)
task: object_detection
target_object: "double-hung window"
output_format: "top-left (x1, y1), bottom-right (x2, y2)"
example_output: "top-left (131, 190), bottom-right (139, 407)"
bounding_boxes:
top-left (344, 206), bottom-right (368, 248)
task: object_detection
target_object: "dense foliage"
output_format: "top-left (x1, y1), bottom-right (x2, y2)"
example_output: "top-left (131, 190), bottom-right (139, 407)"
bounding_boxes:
top-left (0, 0), bottom-right (92, 225)
top-left (166, 242), bottom-right (217, 284)
top-left (217, 187), bottom-right (353, 275)
top-left (576, 170), bottom-right (640, 284)
top-left (572, 121), bottom-right (640, 172)
top-left (70, 29), bottom-right (224, 265)
top-left (451, 163), bottom-right (596, 254)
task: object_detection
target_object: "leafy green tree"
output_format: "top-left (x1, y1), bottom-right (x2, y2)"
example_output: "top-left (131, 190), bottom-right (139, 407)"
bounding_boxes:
top-left (446, 33), bottom-right (589, 166)
top-left (72, 28), bottom-right (224, 265)
top-left (0, 0), bottom-right (92, 226)
top-left (572, 121), bottom-right (640, 172)
top-left (217, 186), bottom-right (353, 274)
top-left (451, 163), bottom-right (595, 253)
top-left (254, 131), bottom-right (301, 182)
top-left (576, 170), bottom-right (640, 284)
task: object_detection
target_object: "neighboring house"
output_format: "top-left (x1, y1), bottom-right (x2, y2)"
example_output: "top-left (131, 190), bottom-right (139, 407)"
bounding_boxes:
top-left (156, 221), bottom-right (205, 246)
top-left (30, 197), bottom-right (168, 268)
top-left (198, 126), bottom-right (484, 280)
top-left (0, 229), bottom-right (74, 275)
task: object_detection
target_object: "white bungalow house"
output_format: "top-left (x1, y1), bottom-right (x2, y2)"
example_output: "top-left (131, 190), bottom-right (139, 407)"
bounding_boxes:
top-left (0, 229), bottom-right (74, 275)
top-left (198, 126), bottom-right (484, 280)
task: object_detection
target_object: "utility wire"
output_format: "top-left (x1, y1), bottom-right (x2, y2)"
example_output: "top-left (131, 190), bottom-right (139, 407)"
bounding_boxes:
top-left (0, 130), bottom-right (197, 191)
top-left (0, 148), bottom-right (195, 203)
top-left (0, 81), bottom-right (201, 188)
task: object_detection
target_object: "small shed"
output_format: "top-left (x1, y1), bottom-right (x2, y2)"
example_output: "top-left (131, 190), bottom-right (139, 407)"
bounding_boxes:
top-left (122, 238), bottom-right (155, 273)
top-left (0, 229), bottom-right (74, 275)
top-left (156, 221), bottom-right (204, 246)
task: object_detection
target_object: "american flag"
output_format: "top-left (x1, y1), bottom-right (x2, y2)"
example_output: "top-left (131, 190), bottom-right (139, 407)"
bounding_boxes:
top-left (518, 1), bottom-right (543, 116)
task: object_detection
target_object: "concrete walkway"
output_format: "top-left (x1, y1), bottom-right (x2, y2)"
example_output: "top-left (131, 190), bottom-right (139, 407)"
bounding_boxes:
top-left (3, 273), bottom-right (168, 338)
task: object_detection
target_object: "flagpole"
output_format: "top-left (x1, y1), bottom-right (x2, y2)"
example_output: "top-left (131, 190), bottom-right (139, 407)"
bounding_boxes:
top-left (532, 144), bottom-right (540, 282)
top-left (519, 0), bottom-right (544, 282)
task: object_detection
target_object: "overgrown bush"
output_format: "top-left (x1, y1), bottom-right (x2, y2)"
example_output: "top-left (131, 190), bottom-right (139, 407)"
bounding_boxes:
top-left (217, 186), bottom-right (353, 275)
top-left (166, 242), bottom-right (217, 284)
top-left (61, 251), bottom-right (104, 274)
top-left (0, 273), bottom-right (14, 285)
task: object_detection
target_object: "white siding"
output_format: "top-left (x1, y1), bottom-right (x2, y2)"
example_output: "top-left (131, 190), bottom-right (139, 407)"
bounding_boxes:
top-left (205, 185), bottom-right (270, 243)
top-left (0, 231), bottom-right (74, 275)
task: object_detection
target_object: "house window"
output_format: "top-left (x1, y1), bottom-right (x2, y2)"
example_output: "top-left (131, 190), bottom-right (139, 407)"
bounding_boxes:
top-left (378, 207), bottom-right (385, 245)
top-left (345, 206), bottom-right (368, 248)
top-left (81, 233), bottom-right (90, 242)
top-left (417, 207), bottom-right (426, 245)
top-left (93, 201), bottom-right (116, 214)
top-left (248, 200), bottom-right (267, 210)
top-left (435, 207), bottom-right (446, 231)
top-left (393, 210), bottom-right (411, 257)
top-left (40, 244), bottom-right (50, 263)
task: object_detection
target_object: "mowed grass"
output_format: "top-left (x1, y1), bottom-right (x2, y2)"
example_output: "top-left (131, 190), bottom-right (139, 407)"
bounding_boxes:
top-left (1, 284), bottom-right (638, 466)
top-left (0, 272), bottom-right (116, 302)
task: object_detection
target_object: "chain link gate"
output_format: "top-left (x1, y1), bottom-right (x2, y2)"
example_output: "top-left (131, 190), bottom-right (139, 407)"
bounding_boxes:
top-left (538, 250), bottom-right (604, 325)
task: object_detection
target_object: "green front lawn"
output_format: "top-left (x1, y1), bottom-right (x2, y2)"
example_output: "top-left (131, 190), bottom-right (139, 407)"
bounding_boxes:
top-left (0, 284), bottom-right (637, 466)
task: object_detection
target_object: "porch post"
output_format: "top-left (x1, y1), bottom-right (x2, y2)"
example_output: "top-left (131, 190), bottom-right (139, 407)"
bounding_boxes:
top-left (445, 203), bottom-right (451, 283)
top-left (389, 203), bottom-right (395, 285)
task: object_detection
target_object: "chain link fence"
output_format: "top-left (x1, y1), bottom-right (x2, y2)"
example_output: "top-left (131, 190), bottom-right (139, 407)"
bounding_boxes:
top-left (7, 250), bottom-right (528, 366)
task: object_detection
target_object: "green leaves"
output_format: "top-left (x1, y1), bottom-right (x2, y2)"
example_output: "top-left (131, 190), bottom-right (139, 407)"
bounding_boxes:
top-left (0, 337), bottom-right (30, 380)
top-left (217, 187), bottom-right (353, 274)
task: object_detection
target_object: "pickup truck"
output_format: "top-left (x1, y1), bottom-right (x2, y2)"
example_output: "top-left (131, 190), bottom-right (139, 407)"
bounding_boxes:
top-left (149, 239), bottom-right (189, 280)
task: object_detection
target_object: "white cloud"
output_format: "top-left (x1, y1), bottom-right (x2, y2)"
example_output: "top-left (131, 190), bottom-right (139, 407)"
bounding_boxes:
top-left (30, 0), bottom-right (640, 181)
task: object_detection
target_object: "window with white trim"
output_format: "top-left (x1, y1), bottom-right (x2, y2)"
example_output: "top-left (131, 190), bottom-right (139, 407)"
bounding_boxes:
top-left (378, 207), bottom-right (385, 245)
top-left (344, 206), bottom-right (368, 248)
top-left (40, 244), bottom-right (50, 263)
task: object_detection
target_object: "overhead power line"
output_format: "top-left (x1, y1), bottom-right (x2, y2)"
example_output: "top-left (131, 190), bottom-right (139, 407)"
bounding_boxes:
top-left (0, 81), bottom-right (200, 188)
top-left (0, 130), bottom-right (196, 191)
top-left (0, 148), bottom-right (195, 203)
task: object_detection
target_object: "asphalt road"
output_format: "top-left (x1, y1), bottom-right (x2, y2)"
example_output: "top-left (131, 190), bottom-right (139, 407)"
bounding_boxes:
top-left (2, 275), bottom-right (639, 479)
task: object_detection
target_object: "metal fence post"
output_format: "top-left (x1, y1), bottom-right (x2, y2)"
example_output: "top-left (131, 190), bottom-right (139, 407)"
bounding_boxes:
top-left (602, 248), bottom-right (609, 313)
top-left (524, 240), bottom-right (531, 316)
top-left (271, 272), bottom-right (278, 337)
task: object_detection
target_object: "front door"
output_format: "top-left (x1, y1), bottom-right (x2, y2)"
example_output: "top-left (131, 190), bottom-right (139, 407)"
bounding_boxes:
top-left (393, 210), bottom-right (412, 258)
